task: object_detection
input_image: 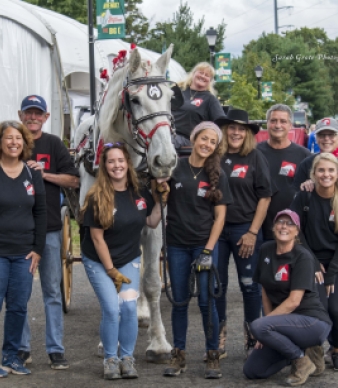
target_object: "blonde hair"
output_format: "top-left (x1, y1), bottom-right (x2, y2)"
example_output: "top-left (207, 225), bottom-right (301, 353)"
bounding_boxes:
top-left (178, 62), bottom-right (217, 96)
top-left (81, 145), bottom-right (139, 230)
top-left (310, 152), bottom-right (338, 233)
top-left (220, 124), bottom-right (256, 156)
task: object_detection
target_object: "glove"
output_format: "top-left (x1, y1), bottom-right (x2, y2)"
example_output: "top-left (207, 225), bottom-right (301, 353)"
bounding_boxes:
top-left (106, 268), bottom-right (131, 292)
top-left (194, 249), bottom-right (213, 272)
top-left (151, 180), bottom-right (170, 204)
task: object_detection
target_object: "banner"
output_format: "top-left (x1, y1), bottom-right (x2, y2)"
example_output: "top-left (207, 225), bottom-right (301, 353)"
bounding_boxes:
top-left (261, 82), bottom-right (273, 101)
top-left (214, 53), bottom-right (232, 82)
top-left (96, 0), bottom-right (125, 40)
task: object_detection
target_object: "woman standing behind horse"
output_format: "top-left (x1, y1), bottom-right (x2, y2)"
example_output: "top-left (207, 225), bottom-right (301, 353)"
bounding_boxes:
top-left (290, 153), bottom-right (338, 370)
top-left (214, 109), bottom-right (272, 358)
top-left (163, 122), bottom-right (233, 380)
top-left (0, 121), bottom-right (46, 377)
top-left (80, 143), bottom-right (169, 380)
top-left (172, 62), bottom-right (225, 149)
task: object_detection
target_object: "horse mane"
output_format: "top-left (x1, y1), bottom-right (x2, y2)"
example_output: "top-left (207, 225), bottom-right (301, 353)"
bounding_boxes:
top-left (99, 58), bottom-right (154, 142)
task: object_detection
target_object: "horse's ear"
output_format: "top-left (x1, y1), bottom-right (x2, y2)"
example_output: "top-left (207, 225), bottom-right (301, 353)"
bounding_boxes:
top-left (129, 48), bottom-right (142, 74)
top-left (155, 43), bottom-right (173, 75)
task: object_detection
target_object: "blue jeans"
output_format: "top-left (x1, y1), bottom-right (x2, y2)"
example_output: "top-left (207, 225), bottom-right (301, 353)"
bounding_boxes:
top-left (167, 245), bottom-right (219, 351)
top-left (0, 255), bottom-right (33, 357)
top-left (82, 254), bottom-right (141, 360)
top-left (216, 223), bottom-right (262, 323)
top-left (21, 231), bottom-right (64, 354)
top-left (243, 314), bottom-right (331, 379)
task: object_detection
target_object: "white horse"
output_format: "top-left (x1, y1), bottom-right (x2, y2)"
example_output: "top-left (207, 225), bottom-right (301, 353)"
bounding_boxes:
top-left (75, 45), bottom-right (177, 362)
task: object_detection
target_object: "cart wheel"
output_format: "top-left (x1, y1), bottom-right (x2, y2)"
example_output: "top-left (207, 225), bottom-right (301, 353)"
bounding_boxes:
top-left (61, 206), bottom-right (73, 313)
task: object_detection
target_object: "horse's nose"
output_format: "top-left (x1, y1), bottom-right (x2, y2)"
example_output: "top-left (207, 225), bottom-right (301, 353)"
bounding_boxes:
top-left (153, 153), bottom-right (177, 169)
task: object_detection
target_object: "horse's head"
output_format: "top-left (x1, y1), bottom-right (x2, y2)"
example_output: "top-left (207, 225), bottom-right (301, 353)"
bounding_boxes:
top-left (100, 45), bottom-right (178, 180)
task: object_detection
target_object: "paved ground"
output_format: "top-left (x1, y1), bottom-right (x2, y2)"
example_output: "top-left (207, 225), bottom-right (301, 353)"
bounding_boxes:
top-left (0, 260), bottom-right (337, 388)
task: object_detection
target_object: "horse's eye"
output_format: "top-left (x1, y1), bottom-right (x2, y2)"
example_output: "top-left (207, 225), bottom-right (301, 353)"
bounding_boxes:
top-left (130, 97), bottom-right (140, 105)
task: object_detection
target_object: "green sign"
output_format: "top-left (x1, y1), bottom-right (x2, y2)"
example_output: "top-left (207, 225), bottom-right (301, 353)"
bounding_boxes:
top-left (214, 53), bottom-right (232, 82)
top-left (261, 82), bottom-right (273, 101)
top-left (96, 0), bottom-right (125, 40)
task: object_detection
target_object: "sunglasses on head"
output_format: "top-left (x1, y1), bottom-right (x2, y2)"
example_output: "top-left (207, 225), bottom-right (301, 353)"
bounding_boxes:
top-left (104, 142), bottom-right (124, 148)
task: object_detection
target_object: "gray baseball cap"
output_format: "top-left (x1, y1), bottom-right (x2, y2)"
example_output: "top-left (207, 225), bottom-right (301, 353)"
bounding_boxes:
top-left (315, 117), bottom-right (338, 134)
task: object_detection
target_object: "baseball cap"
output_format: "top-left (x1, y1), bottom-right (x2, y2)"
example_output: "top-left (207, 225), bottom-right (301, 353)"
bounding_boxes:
top-left (274, 209), bottom-right (300, 228)
top-left (315, 117), bottom-right (338, 135)
top-left (21, 95), bottom-right (47, 112)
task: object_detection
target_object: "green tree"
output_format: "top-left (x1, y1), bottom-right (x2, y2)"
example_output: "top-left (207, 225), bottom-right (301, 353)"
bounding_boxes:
top-left (142, 2), bottom-right (226, 71)
top-left (227, 73), bottom-right (264, 120)
top-left (23, 0), bottom-right (149, 42)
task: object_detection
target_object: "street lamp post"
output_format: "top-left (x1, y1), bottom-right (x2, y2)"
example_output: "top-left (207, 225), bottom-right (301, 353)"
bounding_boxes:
top-left (205, 27), bottom-right (217, 65)
top-left (254, 65), bottom-right (263, 100)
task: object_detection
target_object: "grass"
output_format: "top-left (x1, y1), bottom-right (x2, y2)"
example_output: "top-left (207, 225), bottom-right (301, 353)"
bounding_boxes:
top-left (71, 219), bottom-right (81, 257)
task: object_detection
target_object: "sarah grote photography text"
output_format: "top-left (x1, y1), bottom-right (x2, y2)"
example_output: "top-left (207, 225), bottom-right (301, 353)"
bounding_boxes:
top-left (272, 54), bottom-right (338, 62)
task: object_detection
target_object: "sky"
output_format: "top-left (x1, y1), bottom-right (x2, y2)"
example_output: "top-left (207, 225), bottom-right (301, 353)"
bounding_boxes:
top-left (139, 0), bottom-right (338, 57)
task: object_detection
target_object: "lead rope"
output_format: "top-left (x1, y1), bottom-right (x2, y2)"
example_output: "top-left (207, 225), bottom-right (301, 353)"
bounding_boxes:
top-left (159, 192), bottom-right (222, 338)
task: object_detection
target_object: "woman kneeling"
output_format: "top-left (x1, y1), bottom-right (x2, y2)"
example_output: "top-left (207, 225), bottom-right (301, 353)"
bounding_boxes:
top-left (243, 209), bottom-right (331, 386)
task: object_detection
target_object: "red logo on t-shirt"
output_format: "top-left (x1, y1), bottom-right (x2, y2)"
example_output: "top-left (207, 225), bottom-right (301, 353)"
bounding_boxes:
top-left (279, 161), bottom-right (296, 177)
top-left (36, 154), bottom-right (51, 170)
top-left (197, 181), bottom-right (210, 197)
top-left (135, 198), bottom-right (147, 210)
top-left (275, 264), bottom-right (289, 281)
top-left (330, 210), bottom-right (335, 222)
top-left (191, 98), bottom-right (203, 107)
top-left (230, 165), bottom-right (248, 178)
top-left (23, 180), bottom-right (35, 196)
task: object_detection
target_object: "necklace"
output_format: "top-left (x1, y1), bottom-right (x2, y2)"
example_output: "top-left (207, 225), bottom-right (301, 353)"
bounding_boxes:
top-left (189, 162), bottom-right (203, 179)
top-left (190, 88), bottom-right (199, 100)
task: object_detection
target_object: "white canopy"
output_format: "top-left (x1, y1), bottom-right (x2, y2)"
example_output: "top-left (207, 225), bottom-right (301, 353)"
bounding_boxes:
top-left (0, 0), bottom-right (186, 137)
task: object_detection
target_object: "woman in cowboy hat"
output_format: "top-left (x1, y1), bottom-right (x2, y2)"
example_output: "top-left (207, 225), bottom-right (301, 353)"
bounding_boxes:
top-left (214, 109), bottom-right (272, 359)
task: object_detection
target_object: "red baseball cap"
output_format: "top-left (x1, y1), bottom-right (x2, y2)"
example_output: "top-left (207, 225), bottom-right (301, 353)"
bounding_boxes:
top-left (274, 209), bottom-right (300, 228)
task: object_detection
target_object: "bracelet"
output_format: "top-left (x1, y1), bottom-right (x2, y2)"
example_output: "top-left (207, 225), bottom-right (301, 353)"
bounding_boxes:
top-left (248, 230), bottom-right (258, 236)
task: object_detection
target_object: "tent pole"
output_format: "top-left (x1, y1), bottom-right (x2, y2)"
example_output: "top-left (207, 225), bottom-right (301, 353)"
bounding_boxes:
top-left (87, 0), bottom-right (96, 115)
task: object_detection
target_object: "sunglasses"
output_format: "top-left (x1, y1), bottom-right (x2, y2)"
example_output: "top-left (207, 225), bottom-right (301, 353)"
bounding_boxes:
top-left (104, 142), bottom-right (124, 148)
top-left (275, 219), bottom-right (297, 227)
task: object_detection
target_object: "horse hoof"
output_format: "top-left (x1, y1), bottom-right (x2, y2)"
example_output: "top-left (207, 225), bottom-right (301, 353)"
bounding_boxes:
top-left (146, 350), bottom-right (171, 364)
top-left (138, 318), bottom-right (150, 328)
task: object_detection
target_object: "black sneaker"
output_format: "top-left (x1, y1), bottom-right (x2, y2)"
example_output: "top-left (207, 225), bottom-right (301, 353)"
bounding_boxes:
top-left (332, 353), bottom-right (338, 371)
top-left (17, 350), bottom-right (32, 366)
top-left (48, 353), bottom-right (69, 370)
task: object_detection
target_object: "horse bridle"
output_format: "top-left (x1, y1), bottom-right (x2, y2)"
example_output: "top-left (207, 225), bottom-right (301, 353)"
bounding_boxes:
top-left (122, 75), bottom-right (183, 150)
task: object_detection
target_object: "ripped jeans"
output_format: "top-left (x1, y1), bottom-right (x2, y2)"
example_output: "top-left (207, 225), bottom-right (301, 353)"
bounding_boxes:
top-left (216, 222), bottom-right (262, 324)
top-left (82, 254), bottom-right (140, 360)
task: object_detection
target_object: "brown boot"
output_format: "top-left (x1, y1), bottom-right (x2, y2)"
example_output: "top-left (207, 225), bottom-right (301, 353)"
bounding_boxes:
top-left (203, 321), bottom-right (228, 362)
top-left (205, 350), bottom-right (222, 379)
top-left (285, 355), bottom-right (316, 386)
top-left (305, 346), bottom-right (325, 376)
top-left (163, 348), bottom-right (186, 376)
top-left (219, 321), bottom-right (228, 359)
top-left (244, 321), bottom-right (256, 359)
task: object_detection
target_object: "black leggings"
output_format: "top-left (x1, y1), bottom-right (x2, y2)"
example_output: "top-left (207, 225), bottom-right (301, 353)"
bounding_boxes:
top-left (317, 273), bottom-right (338, 348)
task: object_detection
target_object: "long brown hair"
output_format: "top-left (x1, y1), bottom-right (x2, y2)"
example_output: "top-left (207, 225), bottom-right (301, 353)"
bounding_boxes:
top-left (0, 120), bottom-right (34, 160)
top-left (191, 130), bottom-right (223, 203)
top-left (310, 152), bottom-right (338, 233)
top-left (81, 144), bottom-right (139, 230)
top-left (221, 124), bottom-right (256, 156)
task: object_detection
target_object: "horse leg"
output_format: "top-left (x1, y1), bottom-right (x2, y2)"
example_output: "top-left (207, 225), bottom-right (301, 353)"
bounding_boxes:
top-left (141, 226), bottom-right (171, 364)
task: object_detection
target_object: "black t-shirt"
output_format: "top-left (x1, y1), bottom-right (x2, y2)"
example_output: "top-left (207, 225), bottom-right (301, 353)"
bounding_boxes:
top-left (290, 190), bottom-right (338, 283)
top-left (81, 187), bottom-right (154, 268)
top-left (172, 87), bottom-right (225, 139)
top-left (31, 132), bottom-right (79, 232)
top-left (0, 164), bottom-right (46, 256)
top-left (293, 154), bottom-right (317, 191)
top-left (254, 241), bottom-right (331, 325)
top-left (221, 149), bottom-right (272, 224)
top-left (257, 141), bottom-right (311, 240)
top-left (166, 158), bottom-right (233, 246)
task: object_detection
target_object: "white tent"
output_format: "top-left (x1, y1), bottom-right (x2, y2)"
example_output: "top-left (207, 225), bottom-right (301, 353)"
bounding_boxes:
top-left (0, 0), bottom-right (186, 138)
